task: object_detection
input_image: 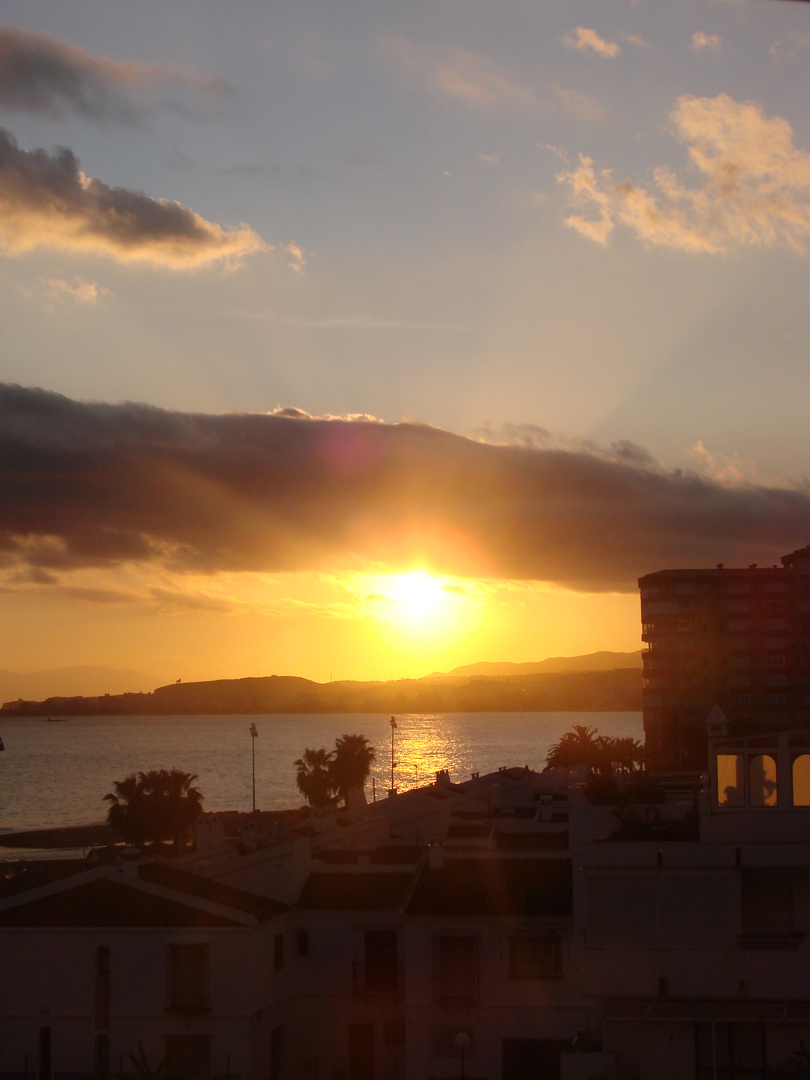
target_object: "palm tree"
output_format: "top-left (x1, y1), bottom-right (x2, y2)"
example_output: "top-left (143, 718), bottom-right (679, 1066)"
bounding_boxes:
top-left (104, 769), bottom-right (203, 849)
top-left (330, 734), bottom-right (375, 804)
top-left (294, 748), bottom-right (335, 807)
top-left (546, 726), bottom-right (646, 779)
top-left (608, 736), bottom-right (646, 776)
top-left (104, 773), bottom-right (149, 846)
top-left (545, 725), bottom-right (604, 774)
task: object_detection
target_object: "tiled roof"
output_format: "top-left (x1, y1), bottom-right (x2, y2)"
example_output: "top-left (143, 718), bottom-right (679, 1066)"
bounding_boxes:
top-left (0, 877), bottom-right (247, 928)
top-left (297, 872), bottom-right (414, 911)
top-left (138, 861), bottom-right (285, 919)
top-left (406, 857), bottom-right (572, 918)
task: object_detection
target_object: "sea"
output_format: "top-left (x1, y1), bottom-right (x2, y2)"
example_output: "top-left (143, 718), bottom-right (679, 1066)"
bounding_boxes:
top-left (0, 711), bottom-right (642, 853)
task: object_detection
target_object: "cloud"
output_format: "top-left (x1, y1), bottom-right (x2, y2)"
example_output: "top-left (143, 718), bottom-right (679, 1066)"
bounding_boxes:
top-left (691, 31), bottom-right (721, 51)
top-left (563, 27), bottom-right (619, 59)
top-left (687, 441), bottom-right (757, 485)
top-left (558, 93), bottom-right (810, 253)
top-left (622, 33), bottom-right (647, 49)
top-left (0, 129), bottom-right (265, 268)
top-left (3, 384), bottom-right (810, 594)
top-left (283, 241), bottom-right (306, 273)
top-left (552, 85), bottom-right (605, 124)
top-left (386, 36), bottom-right (536, 111)
top-left (770, 35), bottom-right (810, 60)
top-left (0, 24), bottom-right (227, 123)
top-left (37, 276), bottom-right (112, 303)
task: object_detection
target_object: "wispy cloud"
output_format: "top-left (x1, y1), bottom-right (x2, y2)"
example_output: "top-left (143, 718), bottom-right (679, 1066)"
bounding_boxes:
top-left (385, 36), bottom-right (536, 111)
top-left (0, 129), bottom-right (265, 268)
top-left (622, 33), bottom-right (647, 49)
top-left (37, 276), bottom-right (112, 303)
top-left (769, 35), bottom-right (810, 60)
top-left (563, 27), bottom-right (619, 59)
top-left (2, 384), bottom-right (810, 593)
top-left (0, 24), bottom-right (228, 123)
top-left (691, 31), bottom-right (721, 51)
top-left (283, 241), bottom-right (306, 273)
top-left (552, 85), bottom-right (605, 124)
top-left (558, 93), bottom-right (810, 253)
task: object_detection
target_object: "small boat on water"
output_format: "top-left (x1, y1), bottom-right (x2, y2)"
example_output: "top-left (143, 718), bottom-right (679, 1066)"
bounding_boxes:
top-left (44, 717), bottom-right (67, 722)
top-left (0, 736), bottom-right (4, 751)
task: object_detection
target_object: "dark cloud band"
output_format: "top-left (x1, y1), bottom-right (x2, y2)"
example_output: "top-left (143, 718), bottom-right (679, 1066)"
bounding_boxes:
top-left (0, 24), bottom-right (226, 122)
top-left (2, 384), bottom-right (809, 591)
top-left (0, 129), bottom-right (264, 266)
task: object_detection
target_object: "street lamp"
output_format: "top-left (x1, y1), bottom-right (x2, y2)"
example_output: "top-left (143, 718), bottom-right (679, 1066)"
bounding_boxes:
top-left (249, 723), bottom-right (258, 813)
top-left (454, 1031), bottom-right (470, 1080)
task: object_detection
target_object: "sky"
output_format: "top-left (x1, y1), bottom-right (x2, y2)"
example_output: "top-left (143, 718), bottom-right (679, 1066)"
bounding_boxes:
top-left (2, 0), bottom-right (810, 690)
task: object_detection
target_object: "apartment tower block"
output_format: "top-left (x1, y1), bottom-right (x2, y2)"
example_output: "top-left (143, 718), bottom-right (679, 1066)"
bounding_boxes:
top-left (639, 544), bottom-right (810, 768)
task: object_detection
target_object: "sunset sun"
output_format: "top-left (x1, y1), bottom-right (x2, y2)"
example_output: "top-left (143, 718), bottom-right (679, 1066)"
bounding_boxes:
top-left (386, 570), bottom-right (444, 623)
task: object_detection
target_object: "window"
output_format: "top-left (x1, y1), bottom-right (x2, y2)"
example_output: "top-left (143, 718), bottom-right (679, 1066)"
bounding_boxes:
top-left (717, 754), bottom-right (744, 807)
top-left (794, 755), bottom-right (810, 807)
top-left (740, 870), bottom-right (795, 942)
top-left (274, 932), bottom-right (285, 972)
top-left (508, 932), bottom-right (561, 979)
top-left (271, 1025), bottom-right (286, 1080)
top-left (431, 1025), bottom-right (474, 1058)
top-left (166, 944), bottom-right (209, 1012)
top-left (94, 1034), bottom-right (110, 1080)
top-left (165, 1034), bottom-right (211, 1077)
top-left (385, 1023), bottom-right (406, 1050)
top-left (748, 755), bottom-right (777, 808)
top-left (695, 1023), bottom-right (765, 1080)
top-left (296, 928), bottom-right (309, 958)
top-left (364, 929), bottom-right (398, 993)
top-left (433, 934), bottom-right (478, 1004)
top-left (95, 946), bottom-right (110, 1030)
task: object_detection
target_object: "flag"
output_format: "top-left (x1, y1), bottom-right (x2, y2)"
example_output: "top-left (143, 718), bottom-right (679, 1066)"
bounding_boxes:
top-left (250, 723), bottom-right (258, 738)
top-left (390, 716), bottom-right (397, 728)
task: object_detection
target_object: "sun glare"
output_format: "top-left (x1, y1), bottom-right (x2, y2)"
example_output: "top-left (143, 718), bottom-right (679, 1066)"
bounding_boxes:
top-left (387, 570), bottom-right (444, 622)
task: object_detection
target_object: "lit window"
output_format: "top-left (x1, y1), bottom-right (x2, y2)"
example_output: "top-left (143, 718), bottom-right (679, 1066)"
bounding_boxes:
top-left (793, 755), bottom-right (810, 807)
top-left (716, 754), bottom-right (744, 807)
top-left (749, 754), bottom-right (777, 807)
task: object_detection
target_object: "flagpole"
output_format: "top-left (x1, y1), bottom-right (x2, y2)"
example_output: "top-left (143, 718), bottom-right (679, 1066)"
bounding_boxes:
top-left (250, 723), bottom-right (258, 813)
top-left (390, 715), bottom-right (397, 792)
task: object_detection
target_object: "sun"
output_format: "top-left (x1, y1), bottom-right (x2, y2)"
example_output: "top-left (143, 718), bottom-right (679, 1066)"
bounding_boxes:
top-left (386, 570), bottom-right (444, 623)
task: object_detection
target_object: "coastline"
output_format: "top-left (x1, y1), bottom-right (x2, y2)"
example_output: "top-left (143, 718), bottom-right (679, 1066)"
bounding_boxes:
top-left (0, 823), bottom-right (114, 850)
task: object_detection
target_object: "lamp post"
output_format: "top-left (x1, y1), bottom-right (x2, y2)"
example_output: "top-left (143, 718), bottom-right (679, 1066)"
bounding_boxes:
top-left (454, 1031), bottom-right (470, 1080)
top-left (390, 715), bottom-right (398, 791)
top-left (249, 723), bottom-right (258, 813)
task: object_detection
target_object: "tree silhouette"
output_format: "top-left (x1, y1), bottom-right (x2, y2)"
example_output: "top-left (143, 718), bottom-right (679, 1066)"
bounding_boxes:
top-left (104, 769), bottom-right (203, 849)
top-left (294, 748), bottom-right (335, 807)
top-left (330, 734), bottom-right (375, 803)
top-left (546, 726), bottom-right (645, 777)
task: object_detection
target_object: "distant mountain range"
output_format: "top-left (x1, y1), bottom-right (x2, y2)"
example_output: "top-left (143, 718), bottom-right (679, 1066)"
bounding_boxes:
top-left (1, 650), bottom-right (643, 716)
top-left (0, 666), bottom-right (158, 702)
top-left (0, 651), bottom-right (642, 704)
top-left (427, 650), bottom-right (643, 680)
